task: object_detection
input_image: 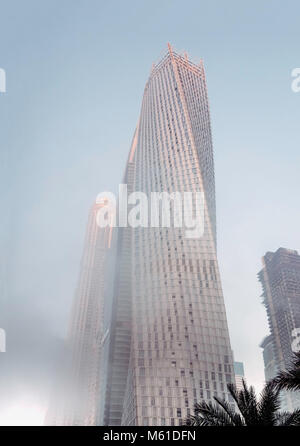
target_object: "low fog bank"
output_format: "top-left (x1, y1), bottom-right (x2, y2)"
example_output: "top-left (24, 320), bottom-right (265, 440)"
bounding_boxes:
top-left (0, 298), bottom-right (65, 425)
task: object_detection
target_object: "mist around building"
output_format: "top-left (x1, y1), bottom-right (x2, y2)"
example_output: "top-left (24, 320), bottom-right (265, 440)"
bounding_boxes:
top-left (1, 0), bottom-right (300, 434)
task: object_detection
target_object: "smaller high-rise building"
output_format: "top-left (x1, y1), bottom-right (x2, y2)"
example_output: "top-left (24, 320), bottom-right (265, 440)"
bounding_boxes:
top-left (259, 247), bottom-right (300, 411)
top-left (233, 361), bottom-right (245, 392)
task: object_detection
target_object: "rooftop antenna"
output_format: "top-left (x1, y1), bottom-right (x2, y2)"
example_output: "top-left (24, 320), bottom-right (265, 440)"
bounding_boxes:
top-left (199, 58), bottom-right (205, 77)
top-left (167, 42), bottom-right (173, 56)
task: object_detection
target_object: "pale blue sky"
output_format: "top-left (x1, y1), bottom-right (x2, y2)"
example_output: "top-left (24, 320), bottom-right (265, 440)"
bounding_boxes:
top-left (0, 0), bottom-right (300, 417)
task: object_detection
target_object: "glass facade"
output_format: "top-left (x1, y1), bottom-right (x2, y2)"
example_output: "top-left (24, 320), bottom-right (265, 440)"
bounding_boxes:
top-left (111, 46), bottom-right (234, 426)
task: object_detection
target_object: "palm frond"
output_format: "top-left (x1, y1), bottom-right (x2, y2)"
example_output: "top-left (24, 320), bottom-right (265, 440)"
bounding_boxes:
top-left (258, 381), bottom-right (281, 426)
top-left (228, 380), bottom-right (259, 425)
top-left (272, 351), bottom-right (300, 392)
top-left (185, 414), bottom-right (206, 426)
top-left (213, 396), bottom-right (245, 426)
top-left (187, 400), bottom-right (236, 426)
top-left (184, 369), bottom-right (300, 427)
top-left (275, 409), bottom-right (300, 426)
top-left (273, 369), bottom-right (300, 392)
top-left (292, 351), bottom-right (300, 368)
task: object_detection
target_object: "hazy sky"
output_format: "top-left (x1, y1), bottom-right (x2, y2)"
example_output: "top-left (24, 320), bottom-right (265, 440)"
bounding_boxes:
top-left (0, 0), bottom-right (300, 423)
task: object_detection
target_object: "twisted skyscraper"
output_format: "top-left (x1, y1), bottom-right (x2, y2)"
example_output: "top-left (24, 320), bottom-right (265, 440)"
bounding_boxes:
top-left (105, 45), bottom-right (234, 426)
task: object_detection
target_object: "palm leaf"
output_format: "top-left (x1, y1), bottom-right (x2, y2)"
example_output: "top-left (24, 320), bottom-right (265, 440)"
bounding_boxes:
top-left (258, 382), bottom-right (281, 426)
top-left (273, 369), bottom-right (300, 392)
top-left (272, 351), bottom-right (300, 392)
top-left (184, 372), bottom-right (300, 427)
top-left (228, 380), bottom-right (259, 425)
top-left (186, 400), bottom-right (236, 426)
top-left (275, 409), bottom-right (300, 426)
top-left (213, 396), bottom-right (245, 426)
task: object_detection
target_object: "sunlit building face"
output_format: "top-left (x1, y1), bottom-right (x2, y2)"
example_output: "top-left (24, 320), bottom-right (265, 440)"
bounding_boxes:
top-left (106, 46), bottom-right (234, 426)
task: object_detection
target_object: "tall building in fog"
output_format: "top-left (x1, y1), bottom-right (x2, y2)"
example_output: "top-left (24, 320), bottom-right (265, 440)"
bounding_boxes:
top-left (259, 248), bottom-right (300, 411)
top-left (48, 200), bottom-right (114, 426)
top-left (105, 45), bottom-right (234, 426)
